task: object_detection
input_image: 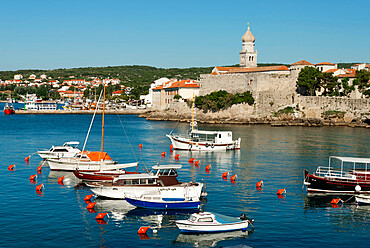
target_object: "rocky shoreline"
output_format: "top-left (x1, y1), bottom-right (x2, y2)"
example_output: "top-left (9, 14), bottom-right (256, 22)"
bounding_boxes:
top-left (140, 110), bottom-right (370, 128)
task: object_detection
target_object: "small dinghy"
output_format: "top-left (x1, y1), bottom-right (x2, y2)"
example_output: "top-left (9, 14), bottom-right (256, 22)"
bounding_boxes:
top-left (355, 194), bottom-right (370, 205)
top-left (175, 212), bottom-right (254, 233)
top-left (125, 194), bottom-right (201, 210)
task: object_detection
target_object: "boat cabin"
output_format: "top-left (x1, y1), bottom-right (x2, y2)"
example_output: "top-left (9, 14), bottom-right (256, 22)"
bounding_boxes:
top-left (314, 156), bottom-right (370, 182)
top-left (151, 164), bottom-right (181, 186)
top-left (190, 130), bottom-right (233, 144)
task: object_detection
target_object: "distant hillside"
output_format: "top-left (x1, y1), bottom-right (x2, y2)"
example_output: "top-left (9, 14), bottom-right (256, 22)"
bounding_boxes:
top-left (0, 65), bottom-right (214, 87)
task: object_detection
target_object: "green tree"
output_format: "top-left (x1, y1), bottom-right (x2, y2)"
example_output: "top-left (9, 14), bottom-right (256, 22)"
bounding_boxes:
top-left (355, 69), bottom-right (370, 97)
top-left (320, 72), bottom-right (339, 96)
top-left (36, 85), bottom-right (50, 100)
top-left (296, 67), bottom-right (322, 96)
top-left (339, 77), bottom-right (354, 96)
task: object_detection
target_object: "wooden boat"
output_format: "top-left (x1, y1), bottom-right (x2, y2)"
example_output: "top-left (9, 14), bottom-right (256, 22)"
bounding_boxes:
top-left (166, 97), bottom-right (241, 151)
top-left (37, 141), bottom-right (81, 160)
top-left (125, 194), bottom-right (201, 210)
top-left (72, 166), bottom-right (139, 182)
top-left (355, 194), bottom-right (370, 205)
top-left (175, 212), bottom-right (253, 233)
top-left (86, 164), bottom-right (204, 200)
top-left (304, 156), bottom-right (370, 194)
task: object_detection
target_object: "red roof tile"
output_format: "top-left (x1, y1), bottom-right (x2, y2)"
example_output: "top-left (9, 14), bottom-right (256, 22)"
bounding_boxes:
top-left (226, 65), bottom-right (289, 74)
top-left (290, 60), bottom-right (314, 66)
top-left (316, 62), bottom-right (335, 66)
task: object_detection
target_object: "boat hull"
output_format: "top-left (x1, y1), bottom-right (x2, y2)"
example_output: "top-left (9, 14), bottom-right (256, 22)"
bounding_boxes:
top-left (47, 159), bottom-right (116, 171)
top-left (304, 170), bottom-right (370, 194)
top-left (88, 183), bottom-right (204, 200)
top-left (355, 194), bottom-right (370, 205)
top-left (166, 135), bottom-right (240, 151)
top-left (175, 221), bottom-right (248, 233)
top-left (3, 109), bottom-right (15, 115)
top-left (125, 197), bottom-right (200, 210)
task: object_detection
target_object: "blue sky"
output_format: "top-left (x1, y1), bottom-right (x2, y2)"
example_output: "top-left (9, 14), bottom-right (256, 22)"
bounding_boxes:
top-left (0, 0), bottom-right (369, 70)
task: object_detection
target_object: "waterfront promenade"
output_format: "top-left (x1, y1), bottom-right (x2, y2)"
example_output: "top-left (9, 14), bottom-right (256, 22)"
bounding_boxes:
top-left (15, 109), bottom-right (150, 115)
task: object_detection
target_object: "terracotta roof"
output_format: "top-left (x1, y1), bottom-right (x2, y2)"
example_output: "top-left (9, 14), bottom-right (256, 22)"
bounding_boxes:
top-left (290, 60), bottom-right (314, 66)
top-left (153, 80), bottom-right (199, 90)
top-left (338, 73), bottom-right (356, 78)
top-left (226, 66), bottom-right (289, 74)
top-left (323, 69), bottom-right (339, 73)
top-left (112, 90), bottom-right (123, 94)
top-left (316, 62), bottom-right (335, 66)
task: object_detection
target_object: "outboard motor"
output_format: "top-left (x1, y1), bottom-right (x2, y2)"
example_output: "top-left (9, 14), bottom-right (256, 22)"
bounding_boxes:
top-left (240, 213), bottom-right (247, 220)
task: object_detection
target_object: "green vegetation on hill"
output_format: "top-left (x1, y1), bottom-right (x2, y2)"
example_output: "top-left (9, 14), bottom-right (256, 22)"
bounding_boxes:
top-left (194, 90), bottom-right (254, 112)
top-left (0, 65), bottom-right (214, 88)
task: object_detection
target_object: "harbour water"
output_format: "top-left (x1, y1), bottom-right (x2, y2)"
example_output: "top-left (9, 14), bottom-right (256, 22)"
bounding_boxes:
top-left (0, 110), bottom-right (369, 247)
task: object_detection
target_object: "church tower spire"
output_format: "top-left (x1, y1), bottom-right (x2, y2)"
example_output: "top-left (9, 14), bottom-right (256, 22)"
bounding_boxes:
top-left (239, 23), bottom-right (257, 68)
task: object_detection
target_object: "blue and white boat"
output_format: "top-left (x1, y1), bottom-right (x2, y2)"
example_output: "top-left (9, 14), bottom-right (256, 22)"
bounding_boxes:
top-left (175, 212), bottom-right (253, 233)
top-left (125, 194), bottom-right (201, 210)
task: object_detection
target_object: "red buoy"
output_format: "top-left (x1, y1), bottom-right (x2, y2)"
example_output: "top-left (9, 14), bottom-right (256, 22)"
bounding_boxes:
top-left (331, 198), bottom-right (342, 205)
top-left (29, 174), bottom-right (37, 181)
top-left (139, 144), bottom-right (143, 149)
top-left (25, 156), bottom-right (30, 162)
top-left (8, 164), bottom-right (15, 171)
top-left (37, 165), bottom-right (42, 173)
top-left (170, 144), bottom-right (173, 150)
top-left (222, 171), bottom-right (229, 179)
top-left (175, 154), bottom-right (180, 160)
top-left (205, 164), bottom-right (211, 172)
top-left (58, 176), bottom-right (65, 184)
top-left (95, 212), bottom-right (108, 220)
top-left (161, 152), bottom-right (166, 157)
top-left (138, 226), bottom-right (151, 234)
top-left (194, 160), bottom-right (200, 166)
top-left (230, 174), bottom-right (237, 182)
top-left (84, 194), bottom-right (94, 201)
top-left (36, 183), bottom-right (44, 192)
top-left (277, 188), bottom-right (286, 195)
top-left (256, 180), bottom-right (263, 188)
top-left (188, 158), bottom-right (195, 163)
top-left (86, 202), bottom-right (97, 209)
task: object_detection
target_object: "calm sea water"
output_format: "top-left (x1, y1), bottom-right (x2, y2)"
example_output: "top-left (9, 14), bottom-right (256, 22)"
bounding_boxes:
top-left (1, 105), bottom-right (369, 248)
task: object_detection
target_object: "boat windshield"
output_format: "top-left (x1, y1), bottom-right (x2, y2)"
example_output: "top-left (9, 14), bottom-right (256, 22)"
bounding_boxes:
top-left (152, 168), bottom-right (177, 176)
top-left (189, 215), bottom-right (197, 222)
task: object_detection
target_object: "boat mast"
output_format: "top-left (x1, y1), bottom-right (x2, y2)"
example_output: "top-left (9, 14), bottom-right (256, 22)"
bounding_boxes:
top-left (191, 94), bottom-right (195, 132)
top-left (100, 83), bottom-right (106, 160)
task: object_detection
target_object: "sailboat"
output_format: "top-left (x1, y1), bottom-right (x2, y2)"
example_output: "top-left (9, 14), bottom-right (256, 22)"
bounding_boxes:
top-left (47, 85), bottom-right (137, 172)
top-left (166, 96), bottom-right (241, 151)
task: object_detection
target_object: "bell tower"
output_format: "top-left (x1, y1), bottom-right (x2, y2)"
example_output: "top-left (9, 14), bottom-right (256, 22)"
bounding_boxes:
top-left (239, 23), bottom-right (257, 68)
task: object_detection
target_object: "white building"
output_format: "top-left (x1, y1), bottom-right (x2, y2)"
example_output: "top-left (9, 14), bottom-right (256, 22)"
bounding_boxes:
top-left (152, 79), bottom-right (200, 110)
top-left (316, 62), bottom-right (337, 72)
top-left (14, 74), bottom-right (23, 80)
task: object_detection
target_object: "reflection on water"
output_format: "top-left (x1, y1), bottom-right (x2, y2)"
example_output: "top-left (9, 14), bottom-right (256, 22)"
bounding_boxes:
top-left (173, 230), bottom-right (253, 248)
top-left (47, 170), bottom-right (82, 188)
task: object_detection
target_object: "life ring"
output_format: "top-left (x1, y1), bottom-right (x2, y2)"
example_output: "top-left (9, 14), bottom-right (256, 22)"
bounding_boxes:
top-left (205, 143), bottom-right (209, 148)
top-left (211, 144), bottom-right (214, 148)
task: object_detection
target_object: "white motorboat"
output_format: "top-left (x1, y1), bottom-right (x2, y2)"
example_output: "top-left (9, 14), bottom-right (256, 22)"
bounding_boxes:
top-left (37, 141), bottom-right (81, 160)
top-left (86, 164), bottom-right (204, 200)
top-left (166, 98), bottom-right (241, 151)
top-left (166, 130), bottom-right (241, 151)
top-left (355, 194), bottom-right (370, 205)
top-left (175, 212), bottom-right (253, 233)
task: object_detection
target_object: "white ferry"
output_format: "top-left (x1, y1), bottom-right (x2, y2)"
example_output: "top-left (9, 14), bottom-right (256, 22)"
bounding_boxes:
top-left (24, 100), bottom-right (57, 110)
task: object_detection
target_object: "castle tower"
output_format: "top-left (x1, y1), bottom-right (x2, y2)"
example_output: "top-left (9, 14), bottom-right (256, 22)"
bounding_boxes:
top-left (239, 24), bottom-right (257, 68)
